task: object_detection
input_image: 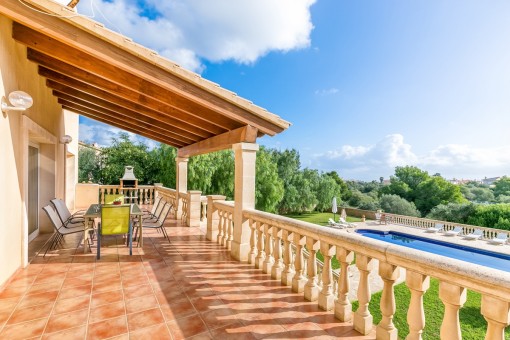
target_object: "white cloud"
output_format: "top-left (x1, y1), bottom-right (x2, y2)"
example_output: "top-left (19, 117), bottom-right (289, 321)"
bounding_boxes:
top-left (315, 88), bottom-right (339, 96)
top-left (313, 134), bottom-right (510, 180)
top-left (79, 119), bottom-right (159, 148)
top-left (77, 0), bottom-right (316, 72)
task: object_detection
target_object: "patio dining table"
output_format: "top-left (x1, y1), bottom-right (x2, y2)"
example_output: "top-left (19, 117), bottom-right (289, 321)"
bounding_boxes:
top-left (82, 203), bottom-right (143, 253)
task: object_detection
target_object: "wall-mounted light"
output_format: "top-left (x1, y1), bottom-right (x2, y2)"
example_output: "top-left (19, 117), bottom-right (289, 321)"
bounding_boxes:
top-left (60, 135), bottom-right (73, 144)
top-left (1, 91), bottom-right (33, 114)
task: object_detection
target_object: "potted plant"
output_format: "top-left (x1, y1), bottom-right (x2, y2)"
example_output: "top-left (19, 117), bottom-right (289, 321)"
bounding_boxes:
top-left (113, 197), bottom-right (122, 205)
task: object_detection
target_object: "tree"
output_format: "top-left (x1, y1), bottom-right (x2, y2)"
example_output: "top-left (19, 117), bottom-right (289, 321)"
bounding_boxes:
top-left (493, 176), bottom-right (510, 197)
top-left (414, 176), bottom-right (465, 215)
top-left (151, 144), bottom-right (176, 188)
top-left (348, 190), bottom-right (380, 211)
top-left (426, 203), bottom-right (476, 224)
top-left (99, 133), bottom-right (158, 184)
top-left (380, 166), bottom-right (429, 202)
top-left (255, 148), bottom-right (284, 212)
top-left (315, 173), bottom-right (342, 212)
top-left (325, 171), bottom-right (351, 201)
top-left (78, 145), bottom-right (100, 183)
top-left (467, 204), bottom-right (510, 230)
top-left (379, 194), bottom-right (420, 217)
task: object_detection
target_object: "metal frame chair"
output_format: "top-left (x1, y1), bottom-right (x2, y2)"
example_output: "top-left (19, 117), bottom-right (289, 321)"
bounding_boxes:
top-left (141, 203), bottom-right (172, 242)
top-left (42, 205), bottom-right (89, 256)
top-left (97, 204), bottom-right (133, 259)
top-left (50, 198), bottom-right (85, 228)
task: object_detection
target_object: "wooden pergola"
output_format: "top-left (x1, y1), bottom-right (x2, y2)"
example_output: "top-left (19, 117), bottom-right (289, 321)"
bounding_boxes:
top-left (0, 0), bottom-right (290, 158)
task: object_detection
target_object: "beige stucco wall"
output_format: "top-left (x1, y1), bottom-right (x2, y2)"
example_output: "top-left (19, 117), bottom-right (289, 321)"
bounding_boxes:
top-left (0, 15), bottom-right (79, 286)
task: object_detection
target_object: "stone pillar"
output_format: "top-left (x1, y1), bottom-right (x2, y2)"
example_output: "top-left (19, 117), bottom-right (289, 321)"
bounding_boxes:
top-left (184, 190), bottom-right (201, 227)
top-left (481, 295), bottom-right (510, 340)
top-left (175, 157), bottom-right (188, 220)
top-left (439, 282), bottom-right (466, 340)
top-left (231, 142), bottom-right (259, 261)
top-left (206, 195), bottom-right (226, 241)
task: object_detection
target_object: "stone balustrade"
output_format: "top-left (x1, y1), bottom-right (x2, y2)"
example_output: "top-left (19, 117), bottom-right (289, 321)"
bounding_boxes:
top-left (208, 200), bottom-right (510, 339)
top-left (97, 184), bottom-right (155, 205)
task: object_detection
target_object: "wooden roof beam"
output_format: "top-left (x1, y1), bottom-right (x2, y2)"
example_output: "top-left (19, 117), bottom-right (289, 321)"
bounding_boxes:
top-left (60, 100), bottom-right (185, 147)
top-left (53, 90), bottom-right (195, 145)
top-left (31, 53), bottom-right (225, 137)
top-left (178, 126), bottom-right (258, 158)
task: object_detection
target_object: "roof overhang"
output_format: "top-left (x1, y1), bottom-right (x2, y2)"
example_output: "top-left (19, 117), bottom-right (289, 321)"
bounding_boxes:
top-left (0, 0), bottom-right (290, 157)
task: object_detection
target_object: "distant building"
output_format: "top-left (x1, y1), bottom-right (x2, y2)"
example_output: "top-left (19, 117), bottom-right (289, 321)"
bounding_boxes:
top-left (482, 176), bottom-right (501, 186)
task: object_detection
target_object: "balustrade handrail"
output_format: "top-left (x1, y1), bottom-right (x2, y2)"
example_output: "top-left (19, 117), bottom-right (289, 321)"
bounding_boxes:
top-left (382, 212), bottom-right (510, 239)
top-left (243, 208), bottom-right (510, 301)
top-left (214, 201), bottom-right (235, 213)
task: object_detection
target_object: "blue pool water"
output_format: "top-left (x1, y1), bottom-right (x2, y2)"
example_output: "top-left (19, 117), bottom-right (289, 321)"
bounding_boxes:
top-left (356, 229), bottom-right (510, 273)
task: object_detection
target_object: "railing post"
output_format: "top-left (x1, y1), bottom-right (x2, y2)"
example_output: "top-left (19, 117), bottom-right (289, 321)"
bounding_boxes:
top-left (254, 222), bottom-right (265, 269)
top-left (439, 281), bottom-right (466, 340)
top-left (248, 218), bottom-right (257, 265)
top-left (481, 295), bottom-right (510, 340)
top-left (353, 254), bottom-right (375, 335)
top-left (206, 195), bottom-right (226, 242)
top-left (226, 212), bottom-right (233, 250)
top-left (376, 262), bottom-right (400, 340)
top-left (281, 230), bottom-right (294, 286)
top-left (406, 271), bottom-right (430, 340)
top-left (318, 241), bottom-right (335, 311)
top-left (304, 237), bottom-right (320, 302)
top-left (186, 190), bottom-right (202, 227)
top-left (262, 224), bottom-right (274, 274)
top-left (292, 234), bottom-right (307, 293)
top-left (335, 247), bottom-right (354, 321)
top-left (271, 227), bottom-right (283, 280)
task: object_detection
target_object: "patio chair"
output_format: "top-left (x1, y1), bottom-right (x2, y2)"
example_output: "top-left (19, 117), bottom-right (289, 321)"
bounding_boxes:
top-left (50, 198), bottom-right (85, 227)
top-left (42, 205), bottom-right (91, 256)
top-left (142, 196), bottom-right (163, 219)
top-left (104, 194), bottom-right (125, 205)
top-left (425, 223), bottom-right (444, 233)
top-left (488, 232), bottom-right (509, 245)
top-left (339, 217), bottom-right (356, 228)
top-left (142, 199), bottom-right (167, 223)
top-left (97, 205), bottom-right (133, 259)
top-left (141, 203), bottom-right (172, 242)
top-left (327, 218), bottom-right (345, 229)
top-left (464, 229), bottom-right (483, 240)
top-left (445, 226), bottom-right (463, 237)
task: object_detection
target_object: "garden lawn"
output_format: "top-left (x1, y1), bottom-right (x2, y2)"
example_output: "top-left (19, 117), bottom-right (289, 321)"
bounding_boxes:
top-left (288, 212), bottom-right (509, 339)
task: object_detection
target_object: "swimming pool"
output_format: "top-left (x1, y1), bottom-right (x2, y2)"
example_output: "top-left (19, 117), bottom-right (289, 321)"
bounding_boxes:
top-left (356, 229), bottom-right (510, 273)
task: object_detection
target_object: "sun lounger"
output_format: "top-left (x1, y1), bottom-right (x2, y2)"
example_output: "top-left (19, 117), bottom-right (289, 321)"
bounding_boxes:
top-left (445, 226), bottom-right (463, 236)
top-left (339, 217), bottom-right (356, 228)
top-left (426, 223), bottom-right (444, 233)
top-left (327, 218), bottom-right (346, 229)
top-left (488, 232), bottom-right (508, 245)
top-left (464, 229), bottom-right (483, 240)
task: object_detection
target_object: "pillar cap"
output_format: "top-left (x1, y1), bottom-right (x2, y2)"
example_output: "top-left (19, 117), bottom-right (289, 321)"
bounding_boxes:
top-left (188, 190), bottom-right (202, 194)
top-left (232, 142), bottom-right (259, 151)
top-left (207, 195), bottom-right (227, 200)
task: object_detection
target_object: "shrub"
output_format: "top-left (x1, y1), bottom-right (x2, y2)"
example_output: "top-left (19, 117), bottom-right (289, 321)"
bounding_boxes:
top-left (426, 203), bottom-right (477, 224)
top-left (467, 204), bottom-right (510, 230)
top-left (379, 194), bottom-right (420, 217)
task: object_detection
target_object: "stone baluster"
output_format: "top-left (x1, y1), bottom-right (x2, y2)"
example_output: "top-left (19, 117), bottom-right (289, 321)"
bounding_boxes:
top-left (248, 218), bottom-right (257, 265)
top-left (439, 282), bottom-right (466, 340)
top-left (226, 212), bottom-right (234, 250)
top-left (304, 237), bottom-right (320, 301)
top-left (334, 247), bottom-right (354, 321)
top-left (481, 295), bottom-right (510, 340)
top-left (353, 254), bottom-right (375, 335)
top-left (216, 210), bottom-right (224, 244)
top-left (271, 227), bottom-right (283, 280)
top-left (262, 224), bottom-right (274, 274)
top-left (318, 241), bottom-right (335, 311)
top-left (376, 262), bottom-right (400, 340)
top-left (254, 222), bottom-right (265, 269)
top-left (292, 234), bottom-right (307, 293)
top-left (221, 211), bottom-right (228, 246)
top-left (281, 230), bottom-right (294, 286)
top-left (406, 271), bottom-right (430, 340)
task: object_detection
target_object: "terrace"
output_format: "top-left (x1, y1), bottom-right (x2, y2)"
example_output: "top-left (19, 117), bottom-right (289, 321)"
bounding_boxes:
top-left (0, 0), bottom-right (509, 339)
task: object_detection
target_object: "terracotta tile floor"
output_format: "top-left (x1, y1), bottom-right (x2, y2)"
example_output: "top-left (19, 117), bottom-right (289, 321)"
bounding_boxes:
top-left (0, 217), bottom-right (375, 339)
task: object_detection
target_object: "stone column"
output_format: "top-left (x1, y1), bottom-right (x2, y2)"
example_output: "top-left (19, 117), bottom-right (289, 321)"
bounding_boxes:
top-left (304, 237), bottom-right (320, 302)
top-left (353, 254), bottom-right (375, 335)
top-left (292, 234), bottom-right (307, 293)
top-left (439, 282), bottom-right (466, 340)
top-left (318, 241), bottom-right (335, 311)
top-left (335, 247), bottom-right (354, 321)
top-left (206, 195), bottom-right (226, 241)
top-left (376, 262), bottom-right (400, 340)
top-left (175, 157), bottom-right (188, 220)
top-left (281, 230), bottom-right (295, 286)
top-left (231, 142), bottom-right (259, 262)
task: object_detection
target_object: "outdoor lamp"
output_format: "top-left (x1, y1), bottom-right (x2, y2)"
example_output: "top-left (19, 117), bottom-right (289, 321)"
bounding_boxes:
top-left (1, 91), bottom-right (33, 114)
top-left (60, 135), bottom-right (73, 144)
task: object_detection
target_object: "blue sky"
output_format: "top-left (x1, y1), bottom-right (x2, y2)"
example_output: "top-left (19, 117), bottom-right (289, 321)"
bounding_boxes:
top-left (74, 0), bottom-right (510, 181)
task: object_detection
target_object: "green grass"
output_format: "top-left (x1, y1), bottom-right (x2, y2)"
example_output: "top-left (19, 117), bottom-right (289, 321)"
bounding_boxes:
top-left (287, 212), bottom-right (509, 339)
